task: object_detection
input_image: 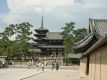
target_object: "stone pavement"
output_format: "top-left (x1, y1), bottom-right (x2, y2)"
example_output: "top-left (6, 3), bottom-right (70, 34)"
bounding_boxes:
top-left (0, 68), bottom-right (42, 80)
top-left (9, 65), bottom-right (79, 70)
top-left (22, 69), bottom-right (80, 80)
top-left (0, 66), bottom-right (80, 80)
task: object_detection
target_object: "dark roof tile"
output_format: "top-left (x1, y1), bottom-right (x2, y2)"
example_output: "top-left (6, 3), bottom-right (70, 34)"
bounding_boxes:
top-left (44, 32), bottom-right (63, 40)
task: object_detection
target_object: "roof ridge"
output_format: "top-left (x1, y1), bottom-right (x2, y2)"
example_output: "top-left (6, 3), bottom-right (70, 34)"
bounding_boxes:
top-left (89, 18), bottom-right (107, 21)
top-left (48, 32), bottom-right (60, 33)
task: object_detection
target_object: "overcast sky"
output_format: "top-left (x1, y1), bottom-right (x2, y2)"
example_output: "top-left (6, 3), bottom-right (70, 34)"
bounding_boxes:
top-left (0, 0), bottom-right (107, 33)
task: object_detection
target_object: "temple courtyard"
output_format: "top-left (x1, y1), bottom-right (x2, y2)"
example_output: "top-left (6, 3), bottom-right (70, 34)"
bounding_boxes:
top-left (0, 66), bottom-right (80, 80)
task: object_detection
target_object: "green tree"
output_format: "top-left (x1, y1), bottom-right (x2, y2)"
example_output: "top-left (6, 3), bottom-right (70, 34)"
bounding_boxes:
top-left (15, 22), bottom-right (33, 56)
top-left (73, 28), bottom-right (87, 42)
top-left (62, 22), bottom-right (87, 65)
top-left (62, 22), bottom-right (75, 54)
top-left (0, 24), bottom-right (15, 56)
top-left (62, 22), bottom-right (75, 65)
top-left (0, 22), bottom-right (33, 57)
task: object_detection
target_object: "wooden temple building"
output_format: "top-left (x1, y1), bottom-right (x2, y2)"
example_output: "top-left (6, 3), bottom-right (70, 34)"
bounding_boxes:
top-left (74, 19), bottom-right (107, 80)
top-left (32, 17), bottom-right (64, 64)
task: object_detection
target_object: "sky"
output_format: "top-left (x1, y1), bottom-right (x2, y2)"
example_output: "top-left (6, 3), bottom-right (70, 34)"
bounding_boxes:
top-left (0, 0), bottom-right (107, 35)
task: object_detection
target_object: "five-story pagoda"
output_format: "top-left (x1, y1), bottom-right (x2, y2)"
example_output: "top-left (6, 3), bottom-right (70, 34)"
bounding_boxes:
top-left (33, 17), bottom-right (64, 65)
top-left (33, 16), bottom-right (49, 46)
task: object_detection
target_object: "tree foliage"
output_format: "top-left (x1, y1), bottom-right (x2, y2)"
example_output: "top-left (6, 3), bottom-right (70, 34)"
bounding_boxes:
top-left (62, 21), bottom-right (87, 65)
top-left (62, 22), bottom-right (75, 57)
top-left (0, 22), bottom-right (33, 57)
top-left (0, 24), bottom-right (15, 56)
top-left (73, 28), bottom-right (87, 42)
top-left (15, 22), bottom-right (33, 56)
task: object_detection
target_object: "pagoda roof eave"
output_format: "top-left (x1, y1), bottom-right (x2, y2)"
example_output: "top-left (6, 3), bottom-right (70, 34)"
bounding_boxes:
top-left (33, 39), bottom-right (41, 42)
top-left (42, 38), bottom-right (63, 40)
top-left (34, 34), bottom-right (46, 37)
top-left (38, 45), bottom-right (64, 49)
top-left (29, 49), bottom-right (41, 53)
top-left (35, 28), bottom-right (49, 31)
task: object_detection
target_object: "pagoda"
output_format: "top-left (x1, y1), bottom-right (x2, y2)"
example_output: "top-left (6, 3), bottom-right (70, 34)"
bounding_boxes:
top-left (33, 17), bottom-right (64, 65)
top-left (33, 16), bottom-right (49, 45)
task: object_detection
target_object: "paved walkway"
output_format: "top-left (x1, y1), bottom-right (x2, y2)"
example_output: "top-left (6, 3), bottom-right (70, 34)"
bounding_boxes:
top-left (0, 66), bottom-right (80, 80)
top-left (22, 69), bottom-right (80, 80)
top-left (0, 68), bottom-right (42, 80)
top-left (9, 65), bottom-right (79, 70)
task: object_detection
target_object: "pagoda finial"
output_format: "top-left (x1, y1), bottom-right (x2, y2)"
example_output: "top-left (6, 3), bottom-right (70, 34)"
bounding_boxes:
top-left (41, 16), bottom-right (43, 28)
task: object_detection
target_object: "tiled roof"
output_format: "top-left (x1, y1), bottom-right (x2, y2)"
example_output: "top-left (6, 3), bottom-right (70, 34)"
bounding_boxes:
top-left (33, 39), bottom-right (41, 42)
top-left (39, 45), bottom-right (64, 48)
top-left (73, 32), bottom-right (96, 53)
top-left (89, 19), bottom-right (107, 38)
top-left (82, 36), bottom-right (107, 57)
top-left (68, 53), bottom-right (82, 59)
top-left (74, 18), bottom-right (107, 55)
top-left (35, 27), bottom-right (49, 31)
top-left (44, 32), bottom-right (63, 40)
top-left (74, 32), bottom-right (94, 48)
top-left (29, 49), bottom-right (41, 52)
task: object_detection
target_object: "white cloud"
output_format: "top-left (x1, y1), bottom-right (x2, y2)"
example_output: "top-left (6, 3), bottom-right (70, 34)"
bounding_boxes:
top-left (0, 0), bottom-right (107, 34)
top-left (8, 0), bottom-right (73, 8)
top-left (7, 0), bottom-right (73, 13)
